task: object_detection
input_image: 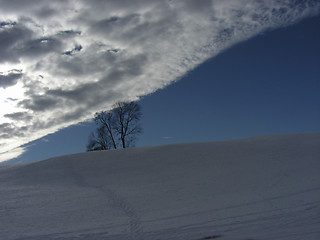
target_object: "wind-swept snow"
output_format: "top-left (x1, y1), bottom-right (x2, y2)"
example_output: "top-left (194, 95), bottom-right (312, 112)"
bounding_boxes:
top-left (0, 133), bottom-right (319, 240)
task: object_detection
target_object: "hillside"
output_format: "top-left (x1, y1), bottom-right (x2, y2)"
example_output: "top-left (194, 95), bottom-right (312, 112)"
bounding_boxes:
top-left (0, 133), bottom-right (319, 240)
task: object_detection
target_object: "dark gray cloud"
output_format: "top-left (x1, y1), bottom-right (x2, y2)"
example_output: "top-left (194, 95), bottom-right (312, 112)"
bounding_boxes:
top-left (0, 0), bottom-right (319, 162)
top-left (0, 122), bottom-right (27, 139)
top-left (0, 70), bottom-right (23, 88)
top-left (47, 52), bottom-right (147, 105)
top-left (0, 0), bottom-right (44, 10)
top-left (4, 112), bottom-right (32, 121)
top-left (93, 14), bottom-right (141, 35)
top-left (47, 83), bottom-right (100, 103)
top-left (58, 30), bottom-right (82, 37)
top-left (34, 5), bottom-right (58, 19)
top-left (19, 96), bottom-right (60, 112)
top-left (0, 123), bottom-right (11, 130)
top-left (18, 37), bottom-right (62, 59)
top-left (0, 22), bottom-right (33, 63)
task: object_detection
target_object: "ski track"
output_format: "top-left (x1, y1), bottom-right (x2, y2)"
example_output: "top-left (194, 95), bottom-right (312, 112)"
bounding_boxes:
top-left (68, 160), bottom-right (145, 240)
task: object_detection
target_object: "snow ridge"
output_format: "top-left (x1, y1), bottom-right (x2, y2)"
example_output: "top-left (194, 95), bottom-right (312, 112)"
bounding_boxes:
top-left (0, 133), bottom-right (319, 240)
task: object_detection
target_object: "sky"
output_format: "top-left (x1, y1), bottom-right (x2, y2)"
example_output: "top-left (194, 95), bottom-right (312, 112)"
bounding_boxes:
top-left (0, 0), bottom-right (320, 163)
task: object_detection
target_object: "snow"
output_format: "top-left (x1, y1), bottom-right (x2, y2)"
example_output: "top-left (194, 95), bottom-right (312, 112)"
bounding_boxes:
top-left (0, 133), bottom-right (319, 240)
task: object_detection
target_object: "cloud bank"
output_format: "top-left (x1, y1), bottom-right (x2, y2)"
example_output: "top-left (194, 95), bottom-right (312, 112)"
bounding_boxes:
top-left (0, 0), bottom-right (319, 162)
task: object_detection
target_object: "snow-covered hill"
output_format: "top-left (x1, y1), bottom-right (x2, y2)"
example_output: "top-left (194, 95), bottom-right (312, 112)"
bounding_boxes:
top-left (0, 133), bottom-right (319, 240)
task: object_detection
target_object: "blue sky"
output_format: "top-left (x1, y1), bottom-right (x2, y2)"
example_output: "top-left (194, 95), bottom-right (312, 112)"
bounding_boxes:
top-left (6, 14), bottom-right (319, 164)
top-left (0, 0), bottom-right (319, 163)
top-left (139, 14), bottom-right (320, 145)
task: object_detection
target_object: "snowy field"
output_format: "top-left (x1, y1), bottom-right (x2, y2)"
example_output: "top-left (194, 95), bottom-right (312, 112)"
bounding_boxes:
top-left (0, 133), bottom-right (319, 240)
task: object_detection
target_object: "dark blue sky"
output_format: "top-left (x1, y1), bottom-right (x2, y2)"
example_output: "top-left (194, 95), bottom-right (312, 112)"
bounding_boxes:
top-left (8, 15), bottom-right (320, 164)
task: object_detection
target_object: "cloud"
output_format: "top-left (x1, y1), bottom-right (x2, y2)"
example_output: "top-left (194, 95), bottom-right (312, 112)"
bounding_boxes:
top-left (162, 136), bottom-right (173, 140)
top-left (0, 146), bottom-right (27, 163)
top-left (4, 112), bottom-right (32, 121)
top-left (0, 0), bottom-right (319, 162)
top-left (0, 69), bottom-right (23, 88)
top-left (0, 21), bottom-right (33, 63)
top-left (19, 96), bottom-right (60, 111)
top-left (18, 37), bottom-right (63, 59)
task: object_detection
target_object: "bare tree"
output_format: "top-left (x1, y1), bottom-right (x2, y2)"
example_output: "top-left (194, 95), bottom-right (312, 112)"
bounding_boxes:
top-left (86, 101), bottom-right (142, 151)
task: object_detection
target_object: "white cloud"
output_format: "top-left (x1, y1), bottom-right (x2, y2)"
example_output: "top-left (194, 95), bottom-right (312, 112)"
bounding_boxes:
top-left (0, 146), bottom-right (26, 163)
top-left (162, 136), bottom-right (173, 140)
top-left (0, 0), bottom-right (319, 162)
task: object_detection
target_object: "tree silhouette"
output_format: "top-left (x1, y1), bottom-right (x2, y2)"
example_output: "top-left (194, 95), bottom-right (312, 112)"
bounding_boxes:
top-left (87, 101), bottom-right (142, 151)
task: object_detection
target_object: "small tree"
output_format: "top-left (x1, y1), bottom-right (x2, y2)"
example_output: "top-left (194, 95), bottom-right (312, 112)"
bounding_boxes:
top-left (87, 101), bottom-right (142, 151)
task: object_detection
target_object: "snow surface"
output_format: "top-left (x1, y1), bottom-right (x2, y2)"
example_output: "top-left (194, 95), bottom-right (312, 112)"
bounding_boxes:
top-left (0, 133), bottom-right (320, 240)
